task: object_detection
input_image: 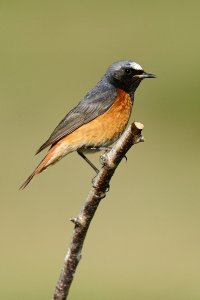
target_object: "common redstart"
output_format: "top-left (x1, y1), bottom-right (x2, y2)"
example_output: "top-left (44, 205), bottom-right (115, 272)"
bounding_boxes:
top-left (20, 60), bottom-right (156, 189)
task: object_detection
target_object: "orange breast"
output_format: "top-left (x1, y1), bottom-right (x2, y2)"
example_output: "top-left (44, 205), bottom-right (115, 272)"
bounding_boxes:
top-left (61, 89), bottom-right (132, 149)
top-left (34, 89), bottom-right (133, 172)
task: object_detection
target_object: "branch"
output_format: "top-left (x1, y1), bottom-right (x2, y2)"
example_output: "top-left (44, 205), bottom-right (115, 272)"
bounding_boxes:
top-left (52, 121), bottom-right (144, 300)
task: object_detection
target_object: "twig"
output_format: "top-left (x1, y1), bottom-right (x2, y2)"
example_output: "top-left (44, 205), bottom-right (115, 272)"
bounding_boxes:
top-left (52, 121), bottom-right (144, 300)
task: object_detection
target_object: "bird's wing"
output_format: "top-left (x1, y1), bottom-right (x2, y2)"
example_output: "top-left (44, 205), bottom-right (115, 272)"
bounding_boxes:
top-left (36, 83), bottom-right (117, 154)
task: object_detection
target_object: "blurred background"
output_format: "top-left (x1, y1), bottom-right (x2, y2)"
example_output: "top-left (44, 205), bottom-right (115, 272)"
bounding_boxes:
top-left (1, 1), bottom-right (199, 299)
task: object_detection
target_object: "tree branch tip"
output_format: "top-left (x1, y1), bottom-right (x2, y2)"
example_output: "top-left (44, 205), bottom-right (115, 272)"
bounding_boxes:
top-left (133, 121), bottom-right (144, 130)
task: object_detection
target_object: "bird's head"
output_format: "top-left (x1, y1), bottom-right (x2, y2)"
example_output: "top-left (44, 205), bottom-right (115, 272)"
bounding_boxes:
top-left (106, 60), bottom-right (156, 95)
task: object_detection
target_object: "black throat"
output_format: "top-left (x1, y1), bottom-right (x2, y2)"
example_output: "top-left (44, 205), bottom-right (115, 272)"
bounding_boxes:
top-left (108, 76), bottom-right (143, 101)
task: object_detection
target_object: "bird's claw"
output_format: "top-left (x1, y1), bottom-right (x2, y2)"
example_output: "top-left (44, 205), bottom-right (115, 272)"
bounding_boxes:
top-left (99, 153), bottom-right (108, 166)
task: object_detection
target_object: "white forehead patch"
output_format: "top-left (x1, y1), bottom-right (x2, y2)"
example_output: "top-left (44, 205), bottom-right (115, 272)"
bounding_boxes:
top-left (130, 61), bottom-right (143, 70)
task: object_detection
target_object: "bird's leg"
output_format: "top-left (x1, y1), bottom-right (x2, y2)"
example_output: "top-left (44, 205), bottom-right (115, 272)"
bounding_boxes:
top-left (77, 150), bottom-right (99, 174)
top-left (77, 149), bottom-right (111, 192)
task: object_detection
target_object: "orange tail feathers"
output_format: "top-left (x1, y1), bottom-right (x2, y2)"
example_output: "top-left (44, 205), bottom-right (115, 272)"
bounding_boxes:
top-left (20, 135), bottom-right (74, 190)
top-left (19, 150), bottom-right (54, 190)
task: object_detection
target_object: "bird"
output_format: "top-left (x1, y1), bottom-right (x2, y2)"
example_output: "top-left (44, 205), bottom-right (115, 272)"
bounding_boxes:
top-left (20, 60), bottom-right (156, 189)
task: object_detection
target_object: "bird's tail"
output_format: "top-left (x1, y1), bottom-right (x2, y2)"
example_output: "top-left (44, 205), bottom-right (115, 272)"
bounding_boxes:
top-left (19, 171), bottom-right (36, 190)
top-left (19, 158), bottom-right (48, 190)
top-left (19, 136), bottom-right (73, 190)
top-left (19, 150), bottom-right (54, 190)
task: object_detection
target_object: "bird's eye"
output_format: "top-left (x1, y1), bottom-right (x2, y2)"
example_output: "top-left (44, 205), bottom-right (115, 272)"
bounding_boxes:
top-left (125, 68), bottom-right (131, 74)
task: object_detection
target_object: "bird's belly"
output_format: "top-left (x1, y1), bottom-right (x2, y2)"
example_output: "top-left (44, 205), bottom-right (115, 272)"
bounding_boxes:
top-left (63, 89), bottom-right (132, 151)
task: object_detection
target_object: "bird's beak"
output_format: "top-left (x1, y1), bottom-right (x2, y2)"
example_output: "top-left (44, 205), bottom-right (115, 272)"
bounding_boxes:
top-left (134, 71), bottom-right (156, 79)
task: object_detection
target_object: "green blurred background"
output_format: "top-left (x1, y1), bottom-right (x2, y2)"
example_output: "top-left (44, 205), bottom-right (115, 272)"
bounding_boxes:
top-left (1, 1), bottom-right (199, 299)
